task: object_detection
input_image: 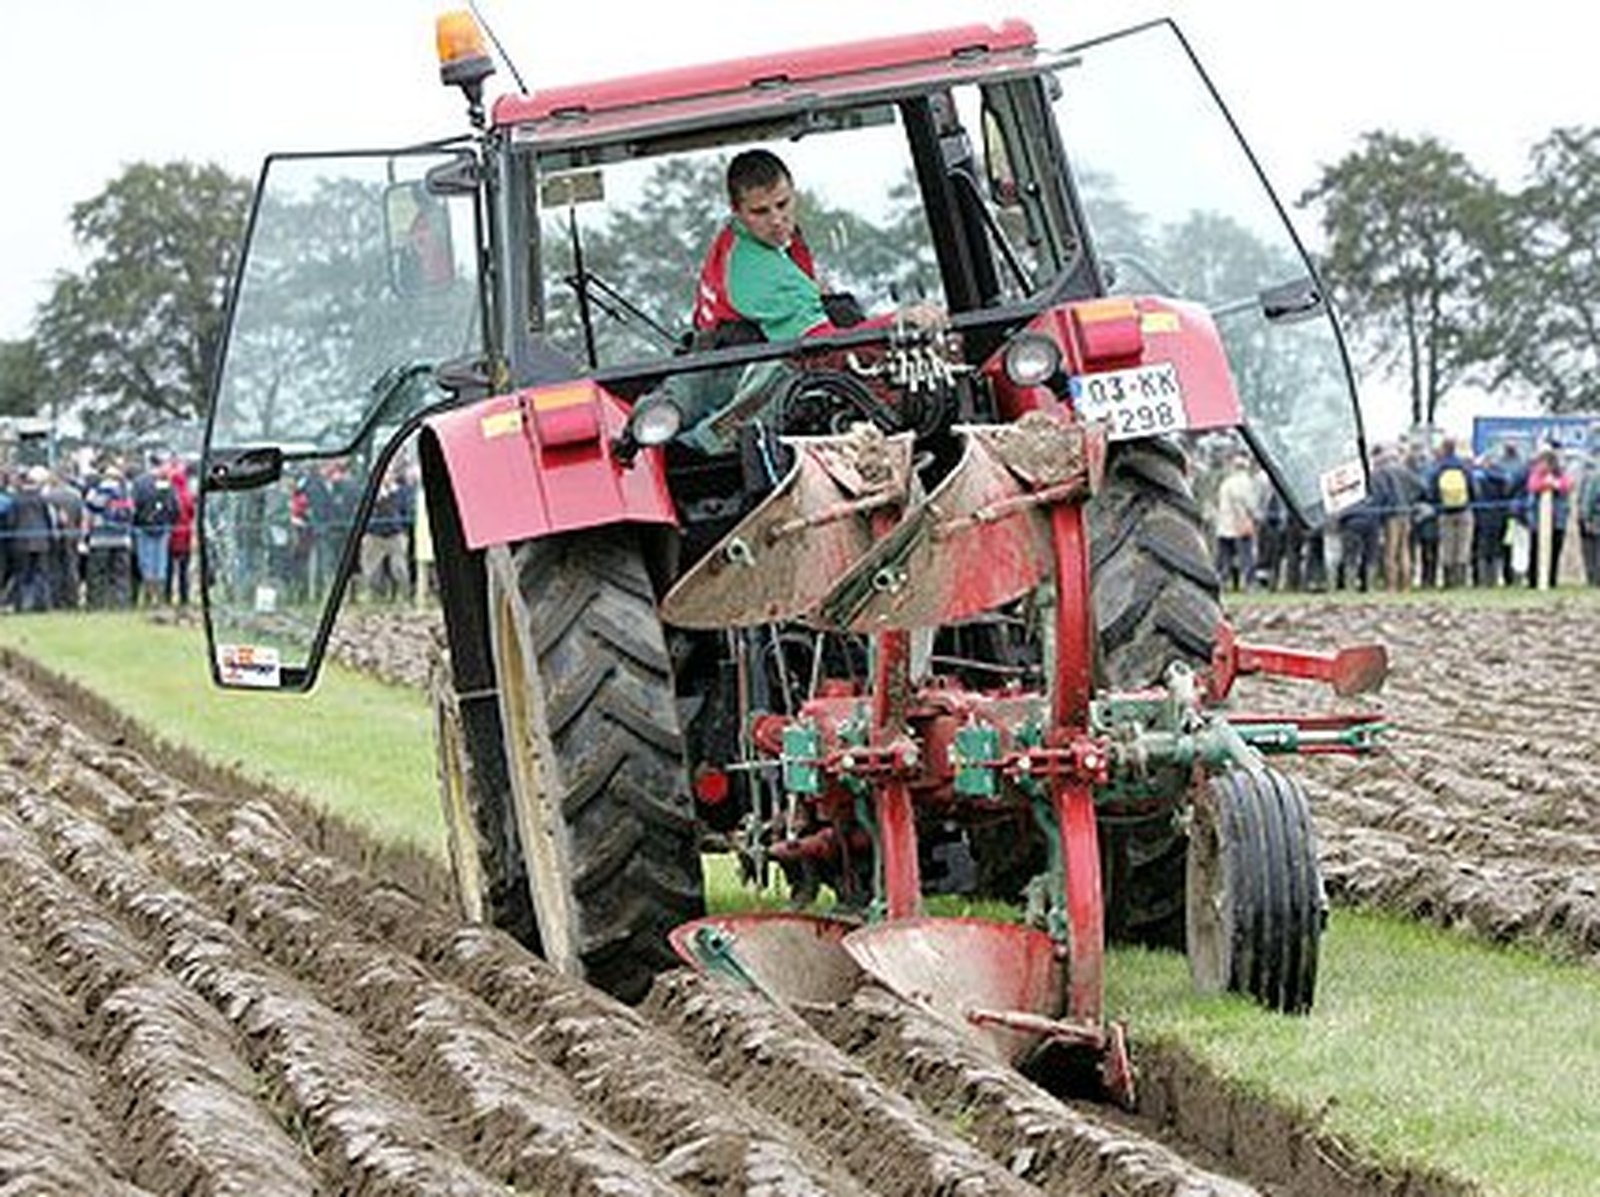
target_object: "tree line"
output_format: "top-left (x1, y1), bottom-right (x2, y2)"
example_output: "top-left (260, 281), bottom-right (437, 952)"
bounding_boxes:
top-left (1, 126), bottom-right (1595, 443)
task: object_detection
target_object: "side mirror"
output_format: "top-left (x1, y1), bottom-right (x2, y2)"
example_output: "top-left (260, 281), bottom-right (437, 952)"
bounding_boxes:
top-left (1259, 278), bottom-right (1324, 324)
top-left (384, 180), bottom-right (457, 296)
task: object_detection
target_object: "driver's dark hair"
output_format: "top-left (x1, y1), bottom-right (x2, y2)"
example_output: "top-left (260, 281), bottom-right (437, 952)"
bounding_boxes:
top-left (726, 149), bottom-right (791, 206)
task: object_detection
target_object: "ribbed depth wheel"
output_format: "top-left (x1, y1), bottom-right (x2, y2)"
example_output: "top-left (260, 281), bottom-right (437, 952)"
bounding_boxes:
top-left (1187, 767), bottom-right (1326, 1013)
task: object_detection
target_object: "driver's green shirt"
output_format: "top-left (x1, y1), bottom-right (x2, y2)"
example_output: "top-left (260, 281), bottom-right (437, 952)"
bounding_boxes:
top-left (727, 220), bottom-right (828, 342)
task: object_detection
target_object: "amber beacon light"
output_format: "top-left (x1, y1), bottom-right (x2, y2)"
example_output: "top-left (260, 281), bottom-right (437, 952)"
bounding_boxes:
top-left (436, 10), bottom-right (496, 124)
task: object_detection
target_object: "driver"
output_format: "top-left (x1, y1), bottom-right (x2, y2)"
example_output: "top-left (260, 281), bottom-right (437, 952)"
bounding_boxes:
top-left (692, 149), bottom-right (944, 345)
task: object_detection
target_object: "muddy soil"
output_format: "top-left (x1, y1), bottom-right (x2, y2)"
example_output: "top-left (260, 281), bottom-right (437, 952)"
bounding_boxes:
top-left (1228, 596), bottom-right (1600, 965)
top-left (0, 640), bottom-right (1473, 1196)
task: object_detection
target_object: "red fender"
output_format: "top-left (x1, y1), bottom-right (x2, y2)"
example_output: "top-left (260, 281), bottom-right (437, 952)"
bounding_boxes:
top-left (425, 380), bottom-right (676, 549)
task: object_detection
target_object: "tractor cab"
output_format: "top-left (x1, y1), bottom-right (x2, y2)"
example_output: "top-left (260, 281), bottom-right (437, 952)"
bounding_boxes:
top-left (200, 17), bottom-right (1365, 690)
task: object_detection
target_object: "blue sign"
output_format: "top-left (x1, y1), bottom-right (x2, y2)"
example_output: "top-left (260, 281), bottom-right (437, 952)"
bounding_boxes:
top-left (1472, 415), bottom-right (1599, 458)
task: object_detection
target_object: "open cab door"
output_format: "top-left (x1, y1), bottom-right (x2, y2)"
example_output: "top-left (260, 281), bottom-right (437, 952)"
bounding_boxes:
top-left (1049, 20), bottom-right (1369, 523)
top-left (200, 148), bottom-right (482, 690)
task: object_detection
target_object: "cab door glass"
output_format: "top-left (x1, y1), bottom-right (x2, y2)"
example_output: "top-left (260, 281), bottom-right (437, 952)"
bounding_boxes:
top-left (202, 150), bottom-right (479, 690)
top-left (1049, 22), bottom-right (1367, 526)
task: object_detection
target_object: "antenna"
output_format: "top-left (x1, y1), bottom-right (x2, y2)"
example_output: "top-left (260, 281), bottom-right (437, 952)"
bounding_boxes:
top-left (468, 1), bottom-right (530, 95)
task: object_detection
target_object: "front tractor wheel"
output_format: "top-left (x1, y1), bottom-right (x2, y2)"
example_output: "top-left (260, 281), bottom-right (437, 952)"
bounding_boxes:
top-left (1187, 767), bottom-right (1326, 1013)
top-left (486, 531), bottom-right (704, 1003)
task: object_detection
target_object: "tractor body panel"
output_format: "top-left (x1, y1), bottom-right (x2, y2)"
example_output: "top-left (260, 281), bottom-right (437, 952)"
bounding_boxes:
top-left (426, 382), bottom-right (675, 551)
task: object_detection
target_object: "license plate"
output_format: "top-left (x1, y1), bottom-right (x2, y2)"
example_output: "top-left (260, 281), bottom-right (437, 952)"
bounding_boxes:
top-left (1067, 362), bottom-right (1186, 440)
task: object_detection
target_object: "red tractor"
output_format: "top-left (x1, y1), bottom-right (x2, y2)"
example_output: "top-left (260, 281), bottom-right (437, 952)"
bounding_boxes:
top-left (200, 12), bottom-right (1385, 1100)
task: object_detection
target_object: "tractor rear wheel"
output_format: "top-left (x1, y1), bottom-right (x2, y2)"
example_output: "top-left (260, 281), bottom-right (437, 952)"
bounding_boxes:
top-left (1187, 767), bottom-right (1325, 1013)
top-left (486, 531), bottom-right (704, 1003)
top-left (1088, 437), bottom-right (1222, 947)
top-left (428, 643), bottom-right (540, 942)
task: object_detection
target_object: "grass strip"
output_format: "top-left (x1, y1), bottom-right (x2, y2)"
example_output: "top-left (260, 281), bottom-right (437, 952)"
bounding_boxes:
top-left (0, 611), bottom-right (442, 851)
top-left (4, 608), bottom-right (1598, 1195)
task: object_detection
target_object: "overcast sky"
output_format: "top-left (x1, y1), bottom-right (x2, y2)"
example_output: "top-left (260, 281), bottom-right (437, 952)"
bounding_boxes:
top-left (2, 1), bottom-right (1592, 437)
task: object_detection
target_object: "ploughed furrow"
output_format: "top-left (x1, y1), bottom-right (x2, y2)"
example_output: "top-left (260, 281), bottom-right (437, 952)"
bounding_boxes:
top-left (213, 799), bottom-right (883, 1197)
top-left (805, 987), bottom-right (1257, 1197)
top-left (3, 782), bottom-right (511, 1197)
top-left (0, 798), bottom-right (310, 1197)
top-left (142, 800), bottom-right (694, 1197)
top-left (646, 971), bottom-right (1046, 1197)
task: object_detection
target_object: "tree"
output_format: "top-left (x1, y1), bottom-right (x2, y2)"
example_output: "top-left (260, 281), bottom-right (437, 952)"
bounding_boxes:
top-left (35, 161), bottom-right (253, 439)
top-left (0, 338), bottom-right (60, 418)
top-left (1483, 126), bottom-right (1600, 412)
top-left (1299, 133), bottom-right (1501, 429)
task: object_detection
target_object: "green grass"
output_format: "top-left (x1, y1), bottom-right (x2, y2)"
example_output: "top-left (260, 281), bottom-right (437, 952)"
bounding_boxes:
top-left (5, 608), bottom-right (1599, 1195)
top-left (0, 611), bottom-right (443, 851)
top-left (1109, 910), bottom-right (1600, 1197)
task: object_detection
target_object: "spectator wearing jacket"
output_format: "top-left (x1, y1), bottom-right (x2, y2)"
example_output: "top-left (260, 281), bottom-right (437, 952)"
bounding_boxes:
top-left (1470, 452), bottom-right (1513, 587)
top-left (166, 461), bottom-right (196, 606)
top-left (5, 466), bottom-right (55, 612)
top-left (83, 464), bottom-right (135, 609)
top-left (1426, 437), bottom-right (1475, 588)
top-left (1369, 444), bottom-right (1423, 591)
top-left (1526, 446), bottom-right (1573, 589)
top-left (130, 456), bottom-right (180, 606)
top-left (1577, 451), bottom-right (1600, 586)
top-left (43, 469), bottom-right (85, 609)
top-left (360, 468), bottom-right (413, 602)
top-left (1213, 450), bottom-right (1259, 591)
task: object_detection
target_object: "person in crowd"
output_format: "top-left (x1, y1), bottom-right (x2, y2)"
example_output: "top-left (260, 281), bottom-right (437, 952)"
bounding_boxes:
top-left (1335, 491), bottom-right (1381, 592)
top-left (360, 466), bottom-right (413, 602)
top-left (1470, 450), bottom-right (1512, 587)
top-left (38, 467), bottom-right (83, 609)
top-left (1526, 445), bottom-right (1574, 588)
top-left (0, 471), bottom-right (13, 605)
top-left (1256, 487), bottom-right (1289, 590)
top-left (1579, 448), bottom-right (1600, 587)
top-left (1408, 446), bottom-right (1440, 589)
top-left (5, 466), bottom-right (56, 612)
top-left (166, 459), bottom-right (196, 606)
top-left (1499, 442), bottom-right (1531, 585)
top-left (1426, 436), bottom-right (1475, 588)
top-left (1369, 443), bottom-right (1422, 591)
top-left (1212, 450), bottom-right (1259, 591)
top-left (130, 454), bottom-right (179, 606)
top-left (83, 462), bottom-right (135, 609)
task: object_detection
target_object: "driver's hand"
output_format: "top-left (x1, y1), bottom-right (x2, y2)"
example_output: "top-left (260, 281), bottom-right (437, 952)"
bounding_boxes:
top-left (902, 301), bottom-right (948, 330)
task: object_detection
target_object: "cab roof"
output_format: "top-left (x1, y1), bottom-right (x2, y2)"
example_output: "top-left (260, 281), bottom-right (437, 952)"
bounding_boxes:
top-left (492, 21), bottom-right (1039, 148)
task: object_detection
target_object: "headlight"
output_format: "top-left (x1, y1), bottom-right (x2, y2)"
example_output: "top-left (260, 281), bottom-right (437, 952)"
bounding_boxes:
top-left (1003, 333), bottom-right (1063, 387)
top-left (631, 395), bottom-right (683, 446)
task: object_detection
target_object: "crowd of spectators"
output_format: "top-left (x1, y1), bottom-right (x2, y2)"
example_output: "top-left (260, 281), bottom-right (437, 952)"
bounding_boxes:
top-left (1199, 438), bottom-right (1600, 595)
top-left (0, 453), bottom-right (195, 613)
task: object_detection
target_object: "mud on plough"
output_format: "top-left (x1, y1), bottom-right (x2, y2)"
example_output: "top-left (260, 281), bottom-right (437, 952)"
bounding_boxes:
top-left (663, 414), bottom-right (1387, 1108)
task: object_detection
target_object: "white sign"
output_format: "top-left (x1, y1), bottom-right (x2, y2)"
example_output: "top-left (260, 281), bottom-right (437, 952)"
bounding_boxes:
top-left (1319, 459), bottom-right (1367, 515)
top-left (217, 644), bottom-right (281, 689)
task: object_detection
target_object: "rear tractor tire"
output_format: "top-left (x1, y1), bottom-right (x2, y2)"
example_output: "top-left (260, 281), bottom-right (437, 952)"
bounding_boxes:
top-left (486, 531), bottom-right (704, 1003)
top-left (1186, 767), bottom-right (1325, 1013)
top-left (1087, 437), bottom-right (1222, 947)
